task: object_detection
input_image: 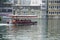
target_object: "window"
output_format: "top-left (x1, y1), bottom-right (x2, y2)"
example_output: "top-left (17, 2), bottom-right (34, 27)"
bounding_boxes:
top-left (59, 1), bottom-right (60, 3)
top-left (52, 12), bottom-right (54, 14)
top-left (49, 6), bottom-right (51, 8)
top-left (50, 1), bottom-right (54, 3)
top-left (55, 12), bottom-right (57, 14)
top-left (49, 12), bottom-right (51, 14)
top-left (55, 1), bottom-right (57, 3)
top-left (59, 12), bottom-right (60, 14)
top-left (59, 6), bottom-right (60, 8)
top-left (54, 1), bottom-right (60, 3)
top-left (42, 1), bottom-right (46, 3)
top-left (51, 6), bottom-right (52, 8)
top-left (55, 6), bottom-right (56, 8)
top-left (57, 1), bottom-right (60, 3)
top-left (49, 6), bottom-right (55, 9)
top-left (57, 12), bottom-right (58, 14)
top-left (51, 12), bottom-right (52, 14)
top-left (2, 9), bottom-right (6, 12)
top-left (0, 4), bottom-right (3, 7)
top-left (42, 5), bottom-right (46, 8)
top-left (0, 9), bottom-right (12, 12)
top-left (57, 6), bottom-right (58, 9)
top-left (8, 9), bottom-right (12, 12)
top-left (52, 6), bottom-right (54, 8)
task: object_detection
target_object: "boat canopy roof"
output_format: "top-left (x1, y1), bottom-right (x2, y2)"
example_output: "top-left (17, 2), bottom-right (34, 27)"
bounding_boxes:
top-left (9, 15), bottom-right (37, 17)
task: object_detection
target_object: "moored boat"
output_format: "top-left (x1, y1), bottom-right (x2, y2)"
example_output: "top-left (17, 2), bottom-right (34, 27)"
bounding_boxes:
top-left (12, 19), bottom-right (37, 25)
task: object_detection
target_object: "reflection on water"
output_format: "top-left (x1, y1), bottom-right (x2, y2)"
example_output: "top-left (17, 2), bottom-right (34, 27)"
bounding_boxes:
top-left (6, 25), bottom-right (38, 40)
top-left (0, 18), bottom-right (48, 40)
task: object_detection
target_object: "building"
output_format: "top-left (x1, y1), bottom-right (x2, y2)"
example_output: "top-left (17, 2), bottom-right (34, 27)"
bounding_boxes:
top-left (41, 0), bottom-right (47, 18)
top-left (30, 0), bottom-right (42, 6)
top-left (48, 0), bottom-right (60, 38)
top-left (13, 0), bottom-right (42, 18)
top-left (0, 0), bottom-right (13, 23)
top-left (14, 0), bottom-right (31, 6)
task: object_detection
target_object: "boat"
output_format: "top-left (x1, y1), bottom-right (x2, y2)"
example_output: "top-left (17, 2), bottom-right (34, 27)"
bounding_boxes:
top-left (12, 19), bottom-right (37, 25)
top-left (7, 15), bottom-right (37, 26)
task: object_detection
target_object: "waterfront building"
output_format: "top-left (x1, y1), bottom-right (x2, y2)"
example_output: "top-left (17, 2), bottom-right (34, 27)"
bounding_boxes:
top-left (13, 0), bottom-right (42, 18)
top-left (48, 0), bottom-right (60, 38)
top-left (40, 0), bottom-right (47, 19)
top-left (0, 0), bottom-right (13, 23)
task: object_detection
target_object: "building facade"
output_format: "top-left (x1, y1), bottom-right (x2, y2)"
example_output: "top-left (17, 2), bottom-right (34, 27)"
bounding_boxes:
top-left (48, 0), bottom-right (60, 38)
top-left (30, 0), bottom-right (42, 6)
top-left (0, 0), bottom-right (13, 23)
top-left (14, 0), bottom-right (42, 18)
top-left (14, 0), bottom-right (31, 6)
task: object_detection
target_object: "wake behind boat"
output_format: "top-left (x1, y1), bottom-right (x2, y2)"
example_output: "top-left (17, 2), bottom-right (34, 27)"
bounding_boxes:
top-left (0, 23), bottom-right (13, 26)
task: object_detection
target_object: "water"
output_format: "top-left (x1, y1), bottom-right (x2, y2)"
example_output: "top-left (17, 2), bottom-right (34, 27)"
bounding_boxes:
top-left (0, 18), bottom-right (48, 40)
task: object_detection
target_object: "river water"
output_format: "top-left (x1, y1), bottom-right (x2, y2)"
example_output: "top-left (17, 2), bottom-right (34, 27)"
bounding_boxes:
top-left (0, 18), bottom-right (51, 40)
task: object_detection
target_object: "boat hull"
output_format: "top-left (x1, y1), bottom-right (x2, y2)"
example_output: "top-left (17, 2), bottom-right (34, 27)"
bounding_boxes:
top-left (13, 21), bottom-right (37, 26)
